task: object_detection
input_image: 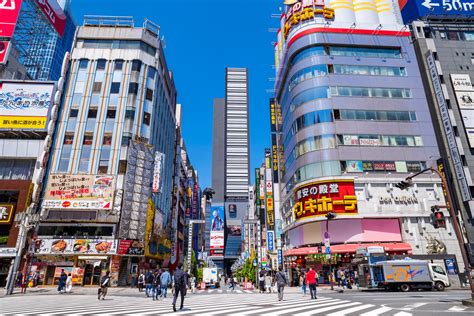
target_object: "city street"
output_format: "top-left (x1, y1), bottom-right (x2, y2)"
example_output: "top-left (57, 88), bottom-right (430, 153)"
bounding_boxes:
top-left (1, 288), bottom-right (473, 315)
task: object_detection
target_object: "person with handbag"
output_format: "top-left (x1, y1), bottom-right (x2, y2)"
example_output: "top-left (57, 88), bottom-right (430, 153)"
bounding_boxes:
top-left (98, 271), bottom-right (111, 300)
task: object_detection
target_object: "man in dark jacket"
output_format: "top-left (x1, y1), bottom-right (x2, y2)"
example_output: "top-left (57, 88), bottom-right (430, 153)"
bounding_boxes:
top-left (275, 267), bottom-right (288, 301)
top-left (58, 269), bottom-right (67, 294)
top-left (172, 263), bottom-right (188, 312)
top-left (98, 271), bottom-right (111, 300)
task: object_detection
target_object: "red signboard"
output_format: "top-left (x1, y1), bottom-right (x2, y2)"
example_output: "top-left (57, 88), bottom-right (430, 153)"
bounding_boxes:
top-left (35, 0), bottom-right (66, 36)
top-left (293, 179), bottom-right (358, 221)
top-left (0, 0), bottom-right (23, 64)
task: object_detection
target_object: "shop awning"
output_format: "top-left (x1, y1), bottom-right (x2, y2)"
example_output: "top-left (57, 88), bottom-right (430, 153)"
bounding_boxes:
top-left (284, 242), bottom-right (412, 257)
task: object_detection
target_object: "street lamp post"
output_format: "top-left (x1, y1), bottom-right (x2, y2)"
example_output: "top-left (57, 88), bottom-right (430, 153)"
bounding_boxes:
top-left (396, 167), bottom-right (474, 304)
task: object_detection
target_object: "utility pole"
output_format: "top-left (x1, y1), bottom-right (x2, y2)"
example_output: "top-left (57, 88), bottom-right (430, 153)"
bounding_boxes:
top-left (396, 168), bottom-right (474, 305)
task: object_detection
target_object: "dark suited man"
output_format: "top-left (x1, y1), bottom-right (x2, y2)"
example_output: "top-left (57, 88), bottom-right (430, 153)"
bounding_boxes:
top-left (172, 263), bottom-right (188, 312)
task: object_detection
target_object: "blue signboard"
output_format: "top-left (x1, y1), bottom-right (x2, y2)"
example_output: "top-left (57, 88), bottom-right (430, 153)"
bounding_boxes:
top-left (277, 249), bottom-right (283, 266)
top-left (400, 0), bottom-right (474, 24)
top-left (267, 231), bottom-right (274, 252)
top-left (325, 246), bottom-right (331, 254)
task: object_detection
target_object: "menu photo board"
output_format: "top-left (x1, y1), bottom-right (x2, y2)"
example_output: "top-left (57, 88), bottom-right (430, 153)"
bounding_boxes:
top-left (36, 238), bottom-right (117, 255)
top-left (43, 174), bottom-right (115, 210)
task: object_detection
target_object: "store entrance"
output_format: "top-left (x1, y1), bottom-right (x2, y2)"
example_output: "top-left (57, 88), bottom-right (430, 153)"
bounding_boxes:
top-left (83, 261), bottom-right (102, 286)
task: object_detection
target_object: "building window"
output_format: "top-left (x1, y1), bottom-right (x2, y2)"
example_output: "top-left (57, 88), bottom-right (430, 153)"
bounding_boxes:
top-left (110, 82), bottom-right (121, 94)
top-left (148, 67), bottom-right (156, 79)
top-left (145, 88), bottom-right (153, 101)
top-left (143, 112), bottom-right (151, 126)
top-left (79, 59), bottom-right (89, 69)
top-left (115, 59), bottom-right (124, 70)
top-left (97, 59), bottom-right (106, 70)
top-left (131, 60), bottom-right (142, 72)
top-left (92, 82), bottom-right (102, 94)
top-left (128, 82), bottom-right (139, 94)
top-left (78, 135), bottom-right (93, 172)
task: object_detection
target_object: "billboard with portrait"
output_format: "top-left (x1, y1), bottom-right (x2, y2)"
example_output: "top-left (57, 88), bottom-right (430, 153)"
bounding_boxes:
top-left (210, 206), bottom-right (224, 256)
top-left (0, 81), bottom-right (55, 129)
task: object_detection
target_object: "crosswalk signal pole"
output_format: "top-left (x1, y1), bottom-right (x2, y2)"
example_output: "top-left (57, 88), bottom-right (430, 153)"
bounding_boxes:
top-left (396, 168), bottom-right (474, 304)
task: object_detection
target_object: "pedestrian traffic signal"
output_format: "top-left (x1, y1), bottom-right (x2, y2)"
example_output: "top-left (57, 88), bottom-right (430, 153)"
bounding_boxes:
top-left (395, 179), bottom-right (413, 190)
top-left (432, 210), bottom-right (446, 229)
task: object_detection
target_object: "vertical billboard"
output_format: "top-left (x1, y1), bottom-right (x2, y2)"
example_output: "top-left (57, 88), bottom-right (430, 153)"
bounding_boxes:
top-left (0, 81), bottom-right (54, 129)
top-left (35, 0), bottom-right (67, 36)
top-left (0, 0), bottom-right (22, 64)
top-left (152, 152), bottom-right (164, 193)
top-left (210, 206), bottom-right (224, 257)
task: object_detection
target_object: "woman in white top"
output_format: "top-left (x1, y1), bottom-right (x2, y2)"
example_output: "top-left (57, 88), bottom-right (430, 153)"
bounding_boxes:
top-left (265, 275), bottom-right (272, 293)
top-left (65, 273), bottom-right (73, 293)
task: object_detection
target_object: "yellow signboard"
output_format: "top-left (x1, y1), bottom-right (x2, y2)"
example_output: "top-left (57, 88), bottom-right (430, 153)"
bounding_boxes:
top-left (0, 116), bottom-right (47, 129)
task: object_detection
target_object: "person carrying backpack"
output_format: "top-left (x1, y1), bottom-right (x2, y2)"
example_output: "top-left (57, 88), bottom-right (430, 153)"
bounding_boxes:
top-left (172, 263), bottom-right (188, 312)
top-left (275, 267), bottom-right (288, 301)
top-left (145, 271), bottom-right (154, 297)
top-left (152, 270), bottom-right (161, 300)
top-left (137, 273), bottom-right (145, 292)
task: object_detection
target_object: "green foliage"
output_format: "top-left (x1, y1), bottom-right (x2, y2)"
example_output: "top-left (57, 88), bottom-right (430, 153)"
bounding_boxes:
top-left (233, 259), bottom-right (255, 283)
top-left (0, 236), bottom-right (8, 245)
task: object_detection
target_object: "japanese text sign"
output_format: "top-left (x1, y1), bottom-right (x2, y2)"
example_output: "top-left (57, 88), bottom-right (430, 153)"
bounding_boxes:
top-left (293, 179), bottom-right (358, 221)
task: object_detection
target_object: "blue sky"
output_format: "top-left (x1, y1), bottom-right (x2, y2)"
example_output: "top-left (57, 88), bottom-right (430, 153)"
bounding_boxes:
top-left (70, 0), bottom-right (280, 187)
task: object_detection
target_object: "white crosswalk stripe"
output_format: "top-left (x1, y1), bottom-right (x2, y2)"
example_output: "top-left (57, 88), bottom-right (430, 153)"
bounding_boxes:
top-left (360, 306), bottom-right (393, 315)
top-left (0, 292), bottom-right (469, 315)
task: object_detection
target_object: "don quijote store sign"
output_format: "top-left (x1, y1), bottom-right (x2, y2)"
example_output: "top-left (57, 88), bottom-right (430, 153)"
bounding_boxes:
top-left (283, 0), bottom-right (335, 39)
top-left (293, 179), bottom-right (358, 221)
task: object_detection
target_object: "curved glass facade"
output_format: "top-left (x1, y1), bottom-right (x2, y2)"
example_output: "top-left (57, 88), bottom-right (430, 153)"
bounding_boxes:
top-left (284, 109), bottom-right (333, 148)
top-left (286, 134), bottom-right (337, 167)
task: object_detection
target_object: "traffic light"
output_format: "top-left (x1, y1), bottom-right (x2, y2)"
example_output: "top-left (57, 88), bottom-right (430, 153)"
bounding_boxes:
top-left (431, 206), bottom-right (446, 229)
top-left (395, 179), bottom-right (413, 190)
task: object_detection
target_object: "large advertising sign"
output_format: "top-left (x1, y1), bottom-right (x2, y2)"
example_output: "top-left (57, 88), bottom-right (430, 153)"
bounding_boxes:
top-left (0, 0), bottom-right (22, 64)
top-left (0, 204), bottom-right (14, 224)
top-left (152, 152), bottom-right (164, 193)
top-left (117, 240), bottom-right (144, 256)
top-left (210, 206), bottom-right (224, 256)
top-left (0, 81), bottom-right (54, 129)
top-left (35, 0), bottom-right (67, 36)
top-left (35, 238), bottom-right (117, 255)
top-left (43, 174), bottom-right (115, 210)
top-left (293, 179), bottom-right (358, 221)
top-left (399, 0), bottom-right (474, 23)
top-left (283, 0), bottom-right (334, 39)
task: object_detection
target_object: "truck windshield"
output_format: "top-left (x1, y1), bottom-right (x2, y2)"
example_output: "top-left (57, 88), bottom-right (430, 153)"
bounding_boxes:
top-left (432, 266), bottom-right (446, 275)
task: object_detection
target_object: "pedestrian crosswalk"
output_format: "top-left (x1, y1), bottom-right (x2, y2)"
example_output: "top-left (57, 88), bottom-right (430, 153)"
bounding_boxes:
top-left (196, 289), bottom-right (255, 294)
top-left (0, 292), bottom-right (472, 315)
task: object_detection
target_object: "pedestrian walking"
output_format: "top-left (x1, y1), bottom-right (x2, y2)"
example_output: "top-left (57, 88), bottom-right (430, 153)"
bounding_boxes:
top-left (16, 271), bottom-right (23, 288)
top-left (137, 272), bottom-right (145, 292)
top-left (258, 271), bottom-right (265, 293)
top-left (98, 271), bottom-right (111, 300)
top-left (32, 271), bottom-right (38, 288)
top-left (145, 271), bottom-right (154, 297)
top-left (152, 270), bottom-right (161, 301)
top-left (65, 273), bottom-right (73, 293)
top-left (300, 272), bottom-right (307, 296)
top-left (306, 267), bottom-right (318, 299)
top-left (265, 274), bottom-right (272, 293)
top-left (190, 275), bottom-right (196, 294)
top-left (229, 275), bottom-right (235, 292)
top-left (58, 269), bottom-right (67, 294)
top-left (172, 263), bottom-right (188, 312)
top-left (275, 267), bottom-right (288, 301)
top-left (160, 268), bottom-right (171, 298)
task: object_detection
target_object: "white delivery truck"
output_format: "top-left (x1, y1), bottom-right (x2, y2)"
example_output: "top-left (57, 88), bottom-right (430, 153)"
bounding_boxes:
top-left (360, 259), bottom-right (450, 292)
top-left (202, 268), bottom-right (220, 288)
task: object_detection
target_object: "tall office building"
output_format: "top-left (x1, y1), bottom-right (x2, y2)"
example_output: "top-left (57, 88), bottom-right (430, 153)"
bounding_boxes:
top-left (31, 16), bottom-right (178, 287)
top-left (211, 68), bottom-right (250, 272)
top-left (274, 0), bottom-right (464, 284)
top-left (401, 2), bottom-right (474, 264)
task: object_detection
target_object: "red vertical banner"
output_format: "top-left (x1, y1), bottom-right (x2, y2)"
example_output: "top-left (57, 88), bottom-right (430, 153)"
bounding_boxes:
top-left (0, 0), bottom-right (23, 64)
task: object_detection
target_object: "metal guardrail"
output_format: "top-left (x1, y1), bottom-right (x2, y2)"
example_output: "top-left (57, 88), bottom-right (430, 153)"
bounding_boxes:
top-left (83, 15), bottom-right (135, 27)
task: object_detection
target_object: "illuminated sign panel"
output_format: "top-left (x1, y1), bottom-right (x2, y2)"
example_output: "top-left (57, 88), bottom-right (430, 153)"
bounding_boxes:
top-left (283, 0), bottom-right (334, 38)
top-left (293, 179), bottom-right (358, 221)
